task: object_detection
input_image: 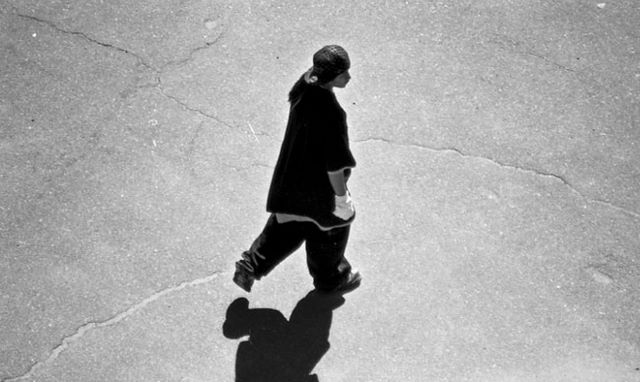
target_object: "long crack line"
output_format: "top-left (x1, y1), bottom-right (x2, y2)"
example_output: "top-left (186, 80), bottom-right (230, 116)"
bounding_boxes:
top-left (522, 50), bottom-right (577, 74)
top-left (157, 85), bottom-right (235, 129)
top-left (15, 12), bottom-right (156, 71)
top-left (355, 137), bottom-right (640, 220)
top-left (1, 271), bottom-right (225, 382)
top-left (161, 33), bottom-right (225, 71)
top-left (14, 9), bottom-right (238, 134)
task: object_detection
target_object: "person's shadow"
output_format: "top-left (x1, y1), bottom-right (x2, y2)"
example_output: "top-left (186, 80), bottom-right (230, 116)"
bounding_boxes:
top-left (222, 291), bottom-right (346, 382)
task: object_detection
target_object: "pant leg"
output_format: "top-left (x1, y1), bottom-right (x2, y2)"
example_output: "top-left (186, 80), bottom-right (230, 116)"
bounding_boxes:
top-left (242, 214), bottom-right (306, 278)
top-left (304, 224), bottom-right (352, 290)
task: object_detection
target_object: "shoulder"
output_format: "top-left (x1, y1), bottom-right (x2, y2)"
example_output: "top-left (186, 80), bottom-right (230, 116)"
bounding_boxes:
top-left (314, 91), bottom-right (344, 119)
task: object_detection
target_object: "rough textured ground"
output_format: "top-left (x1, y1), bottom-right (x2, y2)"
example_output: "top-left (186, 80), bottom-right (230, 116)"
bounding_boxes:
top-left (1, 1), bottom-right (639, 381)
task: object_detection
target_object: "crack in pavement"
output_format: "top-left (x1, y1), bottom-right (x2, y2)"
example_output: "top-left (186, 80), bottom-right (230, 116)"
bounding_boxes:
top-left (483, 32), bottom-right (613, 100)
top-left (152, 33), bottom-right (237, 130)
top-left (12, 9), bottom-right (234, 130)
top-left (1, 271), bottom-right (225, 382)
top-left (156, 84), bottom-right (236, 129)
top-left (161, 33), bottom-right (225, 70)
top-left (15, 12), bottom-right (155, 72)
top-left (522, 50), bottom-right (577, 74)
top-left (485, 32), bottom-right (598, 82)
top-left (354, 137), bottom-right (640, 220)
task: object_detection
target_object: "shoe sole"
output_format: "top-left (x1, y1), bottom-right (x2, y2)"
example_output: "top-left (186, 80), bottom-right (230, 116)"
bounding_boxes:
top-left (319, 272), bottom-right (362, 295)
top-left (335, 273), bottom-right (362, 294)
top-left (233, 272), bottom-right (254, 293)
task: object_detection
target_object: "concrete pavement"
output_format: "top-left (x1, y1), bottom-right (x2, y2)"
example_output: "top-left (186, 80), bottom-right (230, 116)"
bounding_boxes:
top-left (1, 1), bottom-right (639, 381)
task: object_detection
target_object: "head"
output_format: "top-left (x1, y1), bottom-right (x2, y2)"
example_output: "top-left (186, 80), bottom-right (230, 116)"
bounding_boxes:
top-left (307, 45), bottom-right (351, 88)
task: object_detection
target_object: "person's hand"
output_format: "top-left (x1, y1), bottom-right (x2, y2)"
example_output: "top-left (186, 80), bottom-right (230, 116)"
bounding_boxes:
top-left (333, 192), bottom-right (355, 220)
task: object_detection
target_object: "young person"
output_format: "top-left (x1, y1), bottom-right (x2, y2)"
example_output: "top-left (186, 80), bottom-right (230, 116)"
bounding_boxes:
top-left (233, 45), bottom-right (361, 294)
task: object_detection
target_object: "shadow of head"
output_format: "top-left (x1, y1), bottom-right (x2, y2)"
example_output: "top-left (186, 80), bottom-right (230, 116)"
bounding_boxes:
top-left (222, 291), bottom-right (346, 381)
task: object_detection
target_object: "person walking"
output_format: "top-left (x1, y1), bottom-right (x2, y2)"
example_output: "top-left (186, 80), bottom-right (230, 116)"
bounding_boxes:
top-left (233, 45), bottom-right (361, 294)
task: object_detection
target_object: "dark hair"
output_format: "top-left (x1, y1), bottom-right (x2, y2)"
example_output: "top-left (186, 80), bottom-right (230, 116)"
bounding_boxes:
top-left (288, 73), bottom-right (309, 105)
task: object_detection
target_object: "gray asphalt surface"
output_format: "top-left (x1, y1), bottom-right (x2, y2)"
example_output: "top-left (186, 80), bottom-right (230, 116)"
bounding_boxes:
top-left (1, 1), bottom-right (639, 381)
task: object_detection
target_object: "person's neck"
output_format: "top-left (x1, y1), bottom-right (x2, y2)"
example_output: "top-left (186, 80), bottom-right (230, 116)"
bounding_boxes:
top-left (319, 83), bottom-right (334, 91)
top-left (303, 71), bottom-right (334, 91)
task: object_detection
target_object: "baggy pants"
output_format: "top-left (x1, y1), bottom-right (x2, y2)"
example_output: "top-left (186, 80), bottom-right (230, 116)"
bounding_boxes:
top-left (243, 214), bottom-right (352, 290)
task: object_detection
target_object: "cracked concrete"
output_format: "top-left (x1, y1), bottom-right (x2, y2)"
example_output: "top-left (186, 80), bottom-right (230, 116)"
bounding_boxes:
top-left (14, 12), bottom-right (155, 71)
top-left (486, 33), bottom-right (579, 74)
top-left (6, 4), bottom-right (254, 166)
top-left (2, 272), bottom-right (224, 382)
top-left (15, 4), bottom-right (637, 220)
top-left (2, 0), bottom-right (640, 381)
top-left (161, 33), bottom-right (226, 71)
top-left (353, 137), bottom-right (640, 220)
top-left (156, 85), bottom-right (235, 129)
top-left (8, 2), bottom-right (233, 131)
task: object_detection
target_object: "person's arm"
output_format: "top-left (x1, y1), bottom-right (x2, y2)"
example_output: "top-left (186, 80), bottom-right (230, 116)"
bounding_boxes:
top-left (328, 169), bottom-right (354, 220)
top-left (327, 169), bottom-right (347, 196)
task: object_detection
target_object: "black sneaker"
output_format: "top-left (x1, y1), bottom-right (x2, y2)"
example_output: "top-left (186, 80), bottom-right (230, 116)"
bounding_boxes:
top-left (320, 270), bottom-right (362, 294)
top-left (233, 262), bottom-right (255, 293)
